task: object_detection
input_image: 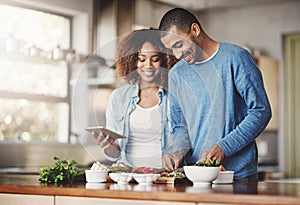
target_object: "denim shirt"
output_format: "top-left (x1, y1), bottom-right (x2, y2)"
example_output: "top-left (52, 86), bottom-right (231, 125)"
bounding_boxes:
top-left (169, 43), bottom-right (272, 179)
top-left (103, 83), bottom-right (173, 165)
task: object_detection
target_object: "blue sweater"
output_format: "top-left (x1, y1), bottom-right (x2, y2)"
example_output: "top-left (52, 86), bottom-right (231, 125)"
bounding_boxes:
top-left (168, 42), bottom-right (272, 179)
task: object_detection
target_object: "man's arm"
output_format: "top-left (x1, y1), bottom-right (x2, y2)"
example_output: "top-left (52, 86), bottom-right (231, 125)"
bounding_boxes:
top-left (218, 50), bottom-right (272, 157)
top-left (163, 71), bottom-right (191, 171)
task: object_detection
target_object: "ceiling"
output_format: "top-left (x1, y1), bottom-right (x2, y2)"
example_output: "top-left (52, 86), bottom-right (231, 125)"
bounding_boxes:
top-left (153, 0), bottom-right (290, 11)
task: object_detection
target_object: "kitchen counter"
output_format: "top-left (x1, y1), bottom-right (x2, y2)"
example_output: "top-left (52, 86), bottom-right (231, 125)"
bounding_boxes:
top-left (0, 174), bottom-right (300, 205)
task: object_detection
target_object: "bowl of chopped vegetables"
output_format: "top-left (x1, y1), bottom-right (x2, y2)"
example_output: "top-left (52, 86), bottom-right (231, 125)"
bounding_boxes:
top-left (183, 159), bottom-right (221, 186)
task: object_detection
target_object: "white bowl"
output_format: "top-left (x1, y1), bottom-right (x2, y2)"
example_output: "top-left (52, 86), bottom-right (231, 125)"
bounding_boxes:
top-left (213, 171), bottom-right (234, 184)
top-left (85, 170), bottom-right (108, 183)
top-left (132, 173), bottom-right (160, 185)
top-left (183, 166), bottom-right (220, 186)
top-left (109, 172), bottom-right (133, 184)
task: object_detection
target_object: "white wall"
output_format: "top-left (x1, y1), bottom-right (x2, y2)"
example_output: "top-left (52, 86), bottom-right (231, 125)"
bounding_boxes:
top-left (196, 1), bottom-right (300, 60)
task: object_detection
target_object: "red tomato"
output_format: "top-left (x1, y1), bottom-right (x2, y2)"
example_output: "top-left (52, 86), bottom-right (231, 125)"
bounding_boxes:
top-left (220, 165), bottom-right (226, 171)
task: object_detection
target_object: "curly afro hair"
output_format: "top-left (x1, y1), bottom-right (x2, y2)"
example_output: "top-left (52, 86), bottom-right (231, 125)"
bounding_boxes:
top-left (115, 28), bottom-right (178, 86)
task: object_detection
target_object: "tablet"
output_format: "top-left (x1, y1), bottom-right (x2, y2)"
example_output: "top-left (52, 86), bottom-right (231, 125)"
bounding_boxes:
top-left (85, 126), bottom-right (126, 140)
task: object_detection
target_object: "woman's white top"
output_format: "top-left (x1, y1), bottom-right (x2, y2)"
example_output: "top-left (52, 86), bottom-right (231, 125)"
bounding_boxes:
top-left (126, 104), bottom-right (162, 168)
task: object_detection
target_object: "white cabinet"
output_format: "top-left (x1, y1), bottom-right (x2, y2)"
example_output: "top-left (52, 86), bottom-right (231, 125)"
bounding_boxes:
top-left (0, 193), bottom-right (237, 205)
top-left (0, 193), bottom-right (54, 205)
top-left (56, 196), bottom-right (196, 205)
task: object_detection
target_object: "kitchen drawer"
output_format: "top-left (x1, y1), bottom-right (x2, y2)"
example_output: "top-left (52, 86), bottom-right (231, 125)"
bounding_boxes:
top-left (0, 193), bottom-right (54, 205)
top-left (56, 196), bottom-right (196, 205)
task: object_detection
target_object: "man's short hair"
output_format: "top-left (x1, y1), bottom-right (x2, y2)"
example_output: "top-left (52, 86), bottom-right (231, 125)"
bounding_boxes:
top-left (159, 8), bottom-right (203, 37)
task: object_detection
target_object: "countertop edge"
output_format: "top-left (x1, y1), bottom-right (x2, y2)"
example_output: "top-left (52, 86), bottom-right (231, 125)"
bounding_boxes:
top-left (1, 184), bottom-right (300, 205)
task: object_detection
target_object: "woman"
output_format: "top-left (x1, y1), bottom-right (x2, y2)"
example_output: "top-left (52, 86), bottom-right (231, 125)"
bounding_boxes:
top-left (95, 29), bottom-right (177, 169)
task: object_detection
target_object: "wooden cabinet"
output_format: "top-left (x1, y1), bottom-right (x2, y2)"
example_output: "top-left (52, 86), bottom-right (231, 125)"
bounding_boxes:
top-left (0, 193), bottom-right (54, 205)
top-left (56, 196), bottom-right (196, 205)
top-left (255, 55), bottom-right (279, 131)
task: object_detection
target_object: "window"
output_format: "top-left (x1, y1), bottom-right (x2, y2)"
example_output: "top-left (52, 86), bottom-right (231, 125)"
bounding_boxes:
top-left (0, 4), bottom-right (71, 143)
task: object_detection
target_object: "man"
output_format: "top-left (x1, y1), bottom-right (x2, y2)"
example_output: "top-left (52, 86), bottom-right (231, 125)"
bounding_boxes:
top-left (159, 8), bottom-right (271, 181)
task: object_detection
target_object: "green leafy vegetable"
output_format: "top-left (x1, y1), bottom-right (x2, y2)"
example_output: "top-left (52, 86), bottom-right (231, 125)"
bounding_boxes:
top-left (39, 157), bottom-right (79, 184)
top-left (196, 159), bottom-right (221, 167)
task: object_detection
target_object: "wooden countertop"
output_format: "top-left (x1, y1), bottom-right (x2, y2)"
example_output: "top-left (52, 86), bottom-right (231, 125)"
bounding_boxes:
top-left (0, 174), bottom-right (300, 204)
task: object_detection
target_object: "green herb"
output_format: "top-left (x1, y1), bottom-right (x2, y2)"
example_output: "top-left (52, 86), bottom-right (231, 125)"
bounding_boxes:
top-left (39, 157), bottom-right (79, 184)
top-left (196, 159), bottom-right (221, 167)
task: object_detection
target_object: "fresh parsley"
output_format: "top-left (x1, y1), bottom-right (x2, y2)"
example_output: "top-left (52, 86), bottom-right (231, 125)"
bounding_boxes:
top-left (39, 157), bottom-right (79, 184)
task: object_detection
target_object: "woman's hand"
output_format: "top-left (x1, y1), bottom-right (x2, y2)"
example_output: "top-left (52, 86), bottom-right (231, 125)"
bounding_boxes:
top-left (93, 131), bottom-right (121, 158)
top-left (94, 132), bottom-right (115, 149)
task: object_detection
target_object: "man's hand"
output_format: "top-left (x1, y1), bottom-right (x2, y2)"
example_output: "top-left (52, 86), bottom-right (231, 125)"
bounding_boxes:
top-left (162, 150), bottom-right (183, 171)
top-left (197, 144), bottom-right (225, 164)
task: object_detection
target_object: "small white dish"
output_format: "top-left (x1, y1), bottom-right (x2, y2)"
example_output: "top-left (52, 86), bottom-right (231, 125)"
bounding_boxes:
top-left (132, 173), bottom-right (160, 185)
top-left (213, 171), bottom-right (234, 184)
top-left (109, 172), bottom-right (133, 184)
top-left (85, 170), bottom-right (108, 183)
